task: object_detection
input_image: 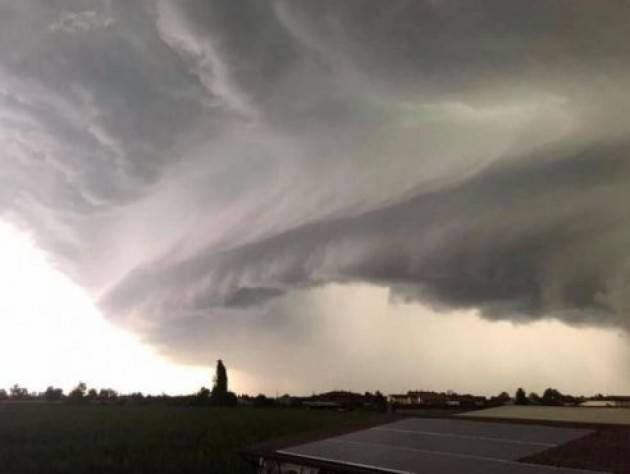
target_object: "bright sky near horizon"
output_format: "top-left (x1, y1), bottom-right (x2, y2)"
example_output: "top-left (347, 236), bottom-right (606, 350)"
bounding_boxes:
top-left (0, 222), bottom-right (220, 395)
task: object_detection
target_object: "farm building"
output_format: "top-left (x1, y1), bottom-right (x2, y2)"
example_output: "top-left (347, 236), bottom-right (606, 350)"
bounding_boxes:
top-left (389, 391), bottom-right (447, 406)
top-left (389, 391), bottom-right (486, 408)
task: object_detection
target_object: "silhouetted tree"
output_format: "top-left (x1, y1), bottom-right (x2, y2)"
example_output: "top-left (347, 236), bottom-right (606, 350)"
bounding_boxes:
top-left (542, 388), bottom-right (563, 406)
top-left (210, 359), bottom-right (237, 406)
top-left (194, 387), bottom-right (211, 406)
top-left (374, 391), bottom-right (388, 411)
top-left (69, 382), bottom-right (87, 403)
top-left (98, 388), bottom-right (118, 403)
top-left (224, 391), bottom-right (238, 406)
top-left (128, 392), bottom-right (146, 405)
top-left (529, 392), bottom-right (541, 405)
top-left (254, 394), bottom-right (274, 407)
top-left (44, 386), bottom-right (63, 401)
top-left (0, 389), bottom-right (7, 401)
top-left (497, 392), bottom-right (511, 403)
top-left (212, 360), bottom-right (228, 396)
top-left (515, 387), bottom-right (529, 405)
top-left (10, 384), bottom-right (28, 400)
top-left (489, 391), bottom-right (511, 406)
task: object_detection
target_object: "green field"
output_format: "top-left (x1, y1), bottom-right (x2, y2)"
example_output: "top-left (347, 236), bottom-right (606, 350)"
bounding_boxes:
top-left (0, 404), bottom-right (371, 473)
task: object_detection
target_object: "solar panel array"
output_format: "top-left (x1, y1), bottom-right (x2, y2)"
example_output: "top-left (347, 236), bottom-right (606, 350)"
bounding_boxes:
top-left (278, 418), bottom-right (607, 474)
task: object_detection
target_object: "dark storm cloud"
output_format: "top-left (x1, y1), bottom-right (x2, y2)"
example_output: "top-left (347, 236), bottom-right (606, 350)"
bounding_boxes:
top-left (104, 138), bottom-right (630, 328)
top-left (170, 0), bottom-right (630, 122)
top-left (1, 0), bottom-right (630, 355)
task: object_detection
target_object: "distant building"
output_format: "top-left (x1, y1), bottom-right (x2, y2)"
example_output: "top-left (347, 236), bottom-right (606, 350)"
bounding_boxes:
top-left (389, 391), bottom-right (486, 408)
top-left (581, 396), bottom-right (630, 408)
top-left (580, 401), bottom-right (612, 407)
top-left (389, 393), bottom-right (417, 406)
top-left (450, 394), bottom-right (487, 408)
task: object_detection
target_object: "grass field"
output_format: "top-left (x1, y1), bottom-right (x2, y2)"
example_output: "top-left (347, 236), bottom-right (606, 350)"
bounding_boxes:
top-left (0, 404), bottom-right (372, 474)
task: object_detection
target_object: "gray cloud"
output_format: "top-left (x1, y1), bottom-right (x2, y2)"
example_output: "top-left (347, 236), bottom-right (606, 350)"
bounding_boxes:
top-left (1, 0), bottom-right (629, 372)
top-left (103, 138), bottom-right (630, 329)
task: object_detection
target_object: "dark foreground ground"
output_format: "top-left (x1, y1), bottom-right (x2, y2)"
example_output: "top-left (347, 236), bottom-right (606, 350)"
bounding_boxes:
top-left (0, 403), bottom-right (373, 474)
top-left (521, 423), bottom-right (630, 474)
top-left (2, 404), bottom-right (628, 474)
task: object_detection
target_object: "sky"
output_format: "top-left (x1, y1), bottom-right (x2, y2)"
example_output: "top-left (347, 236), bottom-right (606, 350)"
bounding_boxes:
top-left (1, 0), bottom-right (629, 396)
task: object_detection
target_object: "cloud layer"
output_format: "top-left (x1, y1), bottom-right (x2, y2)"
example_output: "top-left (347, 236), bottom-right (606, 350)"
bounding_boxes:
top-left (1, 1), bottom-right (630, 370)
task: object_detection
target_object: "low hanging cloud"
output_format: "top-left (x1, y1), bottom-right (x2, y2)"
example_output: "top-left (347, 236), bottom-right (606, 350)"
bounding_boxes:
top-left (103, 138), bottom-right (630, 330)
top-left (1, 0), bottom-right (630, 363)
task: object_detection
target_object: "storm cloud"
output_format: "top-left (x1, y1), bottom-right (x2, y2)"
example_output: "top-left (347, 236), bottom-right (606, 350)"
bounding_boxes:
top-left (104, 138), bottom-right (630, 328)
top-left (2, 0), bottom-right (630, 367)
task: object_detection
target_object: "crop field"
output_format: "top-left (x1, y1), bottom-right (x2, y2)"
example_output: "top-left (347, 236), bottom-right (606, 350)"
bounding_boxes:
top-left (0, 404), bottom-right (371, 474)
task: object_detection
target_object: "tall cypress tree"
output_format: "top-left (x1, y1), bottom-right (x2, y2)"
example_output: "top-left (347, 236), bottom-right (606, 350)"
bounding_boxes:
top-left (215, 360), bottom-right (228, 394)
top-left (211, 359), bottom-right (228, 404)
top-left (210, 359), bottom-right (237, 406)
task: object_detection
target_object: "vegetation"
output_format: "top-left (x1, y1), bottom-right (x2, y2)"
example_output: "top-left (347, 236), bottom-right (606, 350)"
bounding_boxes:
top-left (210, 359), bottom-right (237, 406)
top-left (516, 387), bottom-right (584, 406)
top-left (0, 404), bottom-right (370, 474)
top-left (542, 387), bottom-right (564, 405)
top-left (515, 387), bottom-right (529, 405)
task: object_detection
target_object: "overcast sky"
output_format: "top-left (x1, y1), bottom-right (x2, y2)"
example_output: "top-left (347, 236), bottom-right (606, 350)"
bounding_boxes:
top-left (1, 1), bottom-right (629, 396)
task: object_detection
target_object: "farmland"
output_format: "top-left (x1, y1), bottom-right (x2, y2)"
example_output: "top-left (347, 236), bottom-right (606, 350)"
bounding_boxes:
top-left (0, 404), bottom-right (371, 474)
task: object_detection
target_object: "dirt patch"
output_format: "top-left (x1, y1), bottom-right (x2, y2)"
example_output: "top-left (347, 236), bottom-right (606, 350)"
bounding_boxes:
top-left (521, 427), bottom-right (630, 474)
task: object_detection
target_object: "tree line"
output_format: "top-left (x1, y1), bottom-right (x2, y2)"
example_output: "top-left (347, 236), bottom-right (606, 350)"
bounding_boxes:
top-left (514, 387), bottom-right (586, 406)
top-left (0, 359), bottom-right (391, 411)
top-left (0, 360), bottom-right (238, 407)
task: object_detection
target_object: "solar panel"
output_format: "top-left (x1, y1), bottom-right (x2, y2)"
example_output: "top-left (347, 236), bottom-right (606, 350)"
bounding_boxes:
top-left (277, 418), bottom-right (607, 474)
